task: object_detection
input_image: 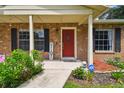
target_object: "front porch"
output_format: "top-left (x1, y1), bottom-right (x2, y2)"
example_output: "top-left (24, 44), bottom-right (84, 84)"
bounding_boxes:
top-left (0, 5), bottom-right (108, 66)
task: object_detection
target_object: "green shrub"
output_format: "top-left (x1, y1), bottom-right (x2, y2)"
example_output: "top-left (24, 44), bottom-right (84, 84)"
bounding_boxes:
top-left (72, 66), bottom-right (86, 79)
top-left (85, 71), bottom-right (94, 81)
top-left (32, 50), bottom-right (44, 62)
top-left (0, 61), bottom-right (23, 87)
top-left (111, 71), bottom-right (124, 83)
top-left (106, 57), bottom-right (124, 69)
top-left (114, 53), bottom-right (121, 62)
top-left (106, 58), bottom-right (114, 65)
top-left (33, 64), bottom-right (44, 75)
top-left (20, 68), bottom-right (32, 81)
top-left (11, 49), bottom-right (34, 69)
top-left (0, 49), bottom-right (44, 88)
top-left (117, 63), bottom-right (124, 69)
top-left (72, 66), bottom-right (95, 81)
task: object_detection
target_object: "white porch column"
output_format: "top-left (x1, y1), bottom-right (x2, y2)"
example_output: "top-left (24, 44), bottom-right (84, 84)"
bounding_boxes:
top-left (88, 15), bottom-right (93, 65)
top-left (29, 15), bottom-right (34, 56)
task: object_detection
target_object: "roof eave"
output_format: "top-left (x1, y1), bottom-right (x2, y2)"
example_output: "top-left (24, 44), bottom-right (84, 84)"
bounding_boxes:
top-left (94, 19), bottom-right (124, 24)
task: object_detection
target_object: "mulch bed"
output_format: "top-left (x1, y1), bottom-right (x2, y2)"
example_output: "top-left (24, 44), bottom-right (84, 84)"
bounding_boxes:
top-left (94, 60), bottom-right (118, 71)
top-left (65, 60), bottom-right (122, 87)
top-left (68, 73), bottom-right (121, 86)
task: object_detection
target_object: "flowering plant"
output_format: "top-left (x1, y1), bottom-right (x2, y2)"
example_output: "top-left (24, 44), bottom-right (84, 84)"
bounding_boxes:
top-left (0, 55), bottom-right (5, 63)
top-left (43, 52), bottom-right (49, 59)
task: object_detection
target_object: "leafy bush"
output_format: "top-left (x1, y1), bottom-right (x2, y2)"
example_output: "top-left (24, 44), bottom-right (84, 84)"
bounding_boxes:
top-left (72, 66), bottom-right (95, 81)
top-left (12, 49), bottom-right (34, 70)
top-left (33, 64), bottom-right (44, 75)
top-left (32, 50), bottom-right (44, 62)
top-left (106, 58), bottom-right (114, 65)
top-left (20, 68), bottom-right (32, 81)
top-left (0, 49), bottom-right (44, 88)
top-left (85, 71), bottom-right (94, 81)
top-left (111, 71), bottom-right (124, 83)
top-left (0, 61), bottom-right (23, 87)
top-left (114, 53), bottom-right (121, 62)
top-left (72, 66), bottom-right (85, 79)
top-left (106, 57), bottom-right (124, 69)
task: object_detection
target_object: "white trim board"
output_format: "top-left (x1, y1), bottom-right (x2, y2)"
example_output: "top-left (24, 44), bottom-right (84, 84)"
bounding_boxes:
top-left (60, 27), bottom-right (77, 60)
top-left (0, 10), bottom-right (92, 15)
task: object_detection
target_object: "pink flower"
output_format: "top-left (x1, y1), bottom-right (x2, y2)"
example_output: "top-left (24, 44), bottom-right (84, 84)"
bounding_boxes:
top-left (0, 55), bottom-right (5, 63)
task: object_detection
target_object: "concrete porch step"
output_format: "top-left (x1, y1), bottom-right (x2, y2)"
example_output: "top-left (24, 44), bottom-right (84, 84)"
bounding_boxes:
top-left (43, 60), bottom-right (83, 70)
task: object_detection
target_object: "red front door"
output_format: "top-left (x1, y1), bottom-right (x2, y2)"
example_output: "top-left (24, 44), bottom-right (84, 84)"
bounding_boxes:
top-left (62, 29), bottom-right (74, 57)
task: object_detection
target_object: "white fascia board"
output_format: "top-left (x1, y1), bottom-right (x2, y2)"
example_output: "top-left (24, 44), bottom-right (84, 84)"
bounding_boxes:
top-left (2, 9), bottom-right (93, 15)
top-left (94, 19), bottom-right (124, 23)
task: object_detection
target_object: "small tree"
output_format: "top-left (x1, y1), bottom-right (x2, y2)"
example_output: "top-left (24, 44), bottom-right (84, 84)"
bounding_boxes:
top-left (100, 5), bottom-right (124, 19)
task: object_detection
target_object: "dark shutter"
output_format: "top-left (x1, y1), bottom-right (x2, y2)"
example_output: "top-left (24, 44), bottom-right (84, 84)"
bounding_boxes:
top-left (93, 28), bottom-right (96, 52)
top-left (11, 28), bottom-right (17, 51)
top-left (115, 28), bottom-right (121, 52)
top-left (44, 28), bottom-right (49, 52)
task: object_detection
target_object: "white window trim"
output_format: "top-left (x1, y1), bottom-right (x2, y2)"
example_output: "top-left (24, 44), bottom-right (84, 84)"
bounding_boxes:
top-left (19, 29), bottom-right (44, 32)
top-left (95, 28), bottom-right (115, 53)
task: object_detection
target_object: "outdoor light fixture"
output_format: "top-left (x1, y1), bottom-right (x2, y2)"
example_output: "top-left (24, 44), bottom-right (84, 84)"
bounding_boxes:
top-left (9, 24), bottom-right (12, 27)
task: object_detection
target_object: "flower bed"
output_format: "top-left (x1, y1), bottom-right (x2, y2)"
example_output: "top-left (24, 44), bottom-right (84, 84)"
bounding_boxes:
top-left (64, 72), bottom-right (124, 88)
top-left (94, 60), bottom-right (117, 71)
top-left (0, 49), bottom-right (44, 88)
top-left (64, 55), bottom-right (124, 88)
top-left (64, 66), bottom-right (124, 88)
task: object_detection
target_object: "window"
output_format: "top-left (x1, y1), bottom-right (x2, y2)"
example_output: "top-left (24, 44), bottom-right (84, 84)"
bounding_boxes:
top-left (19, 29), bottom-right (45, 51)
top-left (34, 30), bottom-right (44, 51)
top-left (95, 29), bottom-right (114, 51)
top-left (19, 31), bottom-right (29, 50)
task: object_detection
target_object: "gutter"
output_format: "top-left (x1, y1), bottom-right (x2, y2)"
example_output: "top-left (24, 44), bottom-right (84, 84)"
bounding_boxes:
top-left (94, 19), bottom-right (124, 24)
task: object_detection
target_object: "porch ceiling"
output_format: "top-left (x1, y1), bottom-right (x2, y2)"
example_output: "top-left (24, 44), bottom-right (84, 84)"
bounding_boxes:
top-left (0, 15), bottom-right (88, 24)
top-left (0, 5), bottom-right (108, 24)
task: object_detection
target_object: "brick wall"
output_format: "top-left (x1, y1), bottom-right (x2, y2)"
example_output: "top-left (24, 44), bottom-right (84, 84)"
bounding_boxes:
top-left (77, 25), bottom-right (88, 60)
top-left (0, 23), bottom-right (87, 60)
top-left (0, 23), bottom-right (124, 62)
top-left (0, 24), bottom-right (11, 55)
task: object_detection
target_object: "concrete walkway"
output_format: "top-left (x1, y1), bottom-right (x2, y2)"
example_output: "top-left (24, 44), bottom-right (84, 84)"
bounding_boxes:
top-left (19, 61), bottom-right (82, 88)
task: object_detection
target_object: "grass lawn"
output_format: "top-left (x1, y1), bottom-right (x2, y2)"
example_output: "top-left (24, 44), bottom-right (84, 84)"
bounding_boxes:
top-left (64, 81), bottom-right (82, 88)
top-left (64, 81), bottom-right (124, 88)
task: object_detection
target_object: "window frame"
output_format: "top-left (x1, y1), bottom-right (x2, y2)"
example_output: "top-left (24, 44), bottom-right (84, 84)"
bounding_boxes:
top-left (94, 28), bottom-right (115, 53)
top-left (34, 29), bottom-right (45, 51)
top-left (18, 29), bottom-right (45, 51)
top-left (18, 29), bottom-right (29, 51)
